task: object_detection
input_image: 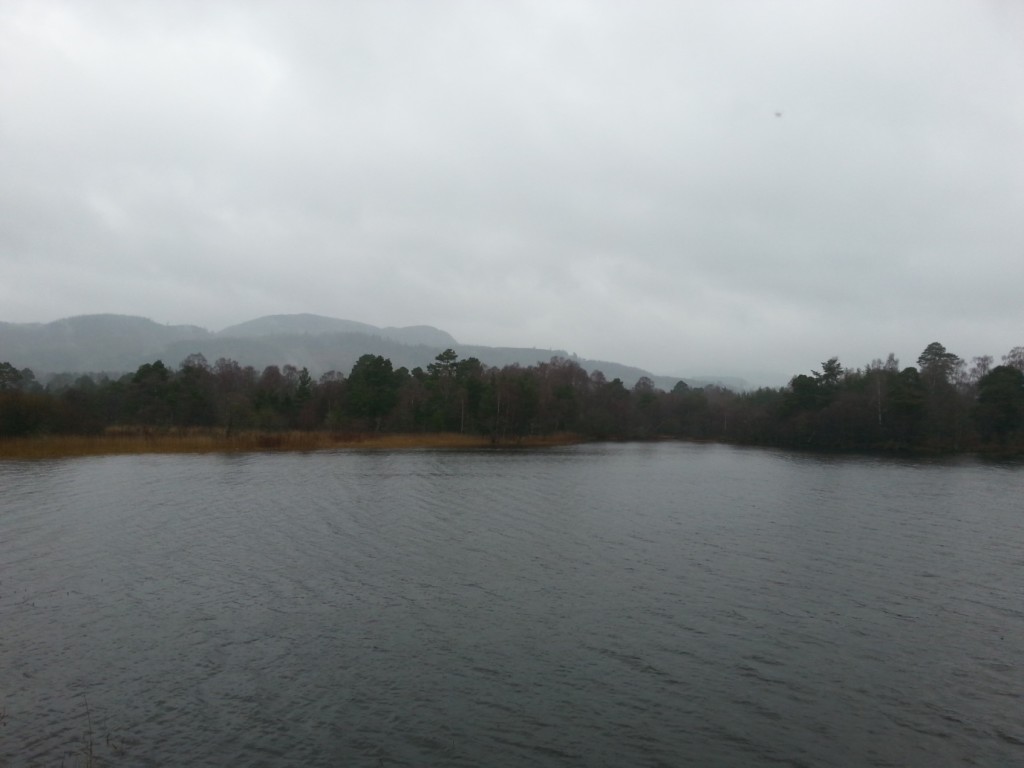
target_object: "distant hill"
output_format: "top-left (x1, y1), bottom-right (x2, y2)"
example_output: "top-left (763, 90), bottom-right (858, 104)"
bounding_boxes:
top-left (218, 314), bottom-right (457, 348)
top-left (0, 314), bottom-right (209, 373)
top-left (0, 313), bottom-right (739, 390)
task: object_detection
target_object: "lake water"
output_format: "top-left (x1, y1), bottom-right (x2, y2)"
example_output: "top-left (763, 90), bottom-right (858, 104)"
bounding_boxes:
top-left (1, 443), bottom-right (1021, 766)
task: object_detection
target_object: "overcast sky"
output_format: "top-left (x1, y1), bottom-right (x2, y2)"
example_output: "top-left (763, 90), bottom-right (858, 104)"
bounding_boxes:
top-left (2, 1), bottom-right (1022, 385)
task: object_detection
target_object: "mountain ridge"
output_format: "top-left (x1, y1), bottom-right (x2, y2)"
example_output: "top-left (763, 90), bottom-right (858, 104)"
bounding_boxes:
top-left (0, 313), bottom-right (744, 390)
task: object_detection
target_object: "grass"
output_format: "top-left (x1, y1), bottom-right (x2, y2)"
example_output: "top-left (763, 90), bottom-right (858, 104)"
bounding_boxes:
top-left (0, 427), bottom-right (586, 460)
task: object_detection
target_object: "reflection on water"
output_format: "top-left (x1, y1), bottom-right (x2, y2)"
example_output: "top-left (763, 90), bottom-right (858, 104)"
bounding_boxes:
top-left (1, 444), bottom-right (1022, 766)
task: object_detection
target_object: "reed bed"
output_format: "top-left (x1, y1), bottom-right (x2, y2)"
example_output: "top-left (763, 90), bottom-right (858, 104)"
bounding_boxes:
top-left (0, 428), bottom-right (584, 460)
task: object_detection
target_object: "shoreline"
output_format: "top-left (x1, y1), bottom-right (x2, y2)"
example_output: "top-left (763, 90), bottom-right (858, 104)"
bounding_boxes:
top-left (0, 429), bottom-right (588, 460)
top-left (1, 430), bottom-right (1019, 461)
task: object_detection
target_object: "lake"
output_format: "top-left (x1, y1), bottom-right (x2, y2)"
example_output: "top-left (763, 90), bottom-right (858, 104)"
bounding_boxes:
top-left (1, 443), bottom-right (1021, 766)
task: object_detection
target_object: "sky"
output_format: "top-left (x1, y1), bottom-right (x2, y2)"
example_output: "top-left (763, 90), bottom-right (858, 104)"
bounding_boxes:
top-left (2, 1), bottom-right (1023, 387)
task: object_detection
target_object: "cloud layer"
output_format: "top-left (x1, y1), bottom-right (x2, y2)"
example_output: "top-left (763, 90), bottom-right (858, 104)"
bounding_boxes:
top-left (2, 1), bottom-right (1022, 384)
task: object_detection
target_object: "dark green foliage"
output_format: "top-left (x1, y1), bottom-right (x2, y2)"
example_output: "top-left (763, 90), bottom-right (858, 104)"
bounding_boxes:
top-left (345, 354), bottom-right (400, 430)
top-left (128, 360), bottom-right (173, 425)
top-left (813, 357), bottom-right (844, 389)
top-left (174, 354), bottom-right (217, 427)
top-left (0, 361), bottom-right (25, 390)
top-left (974, 365), bottom-right (1024, 443)
top-left (917, 342), bottom-right (961, 385)
top-left (0, 391), bottom-right (52, 436)
top-left (871, 367), bottom-right (924, 448)
top-left (2, 339), bottom-right (1023, 452)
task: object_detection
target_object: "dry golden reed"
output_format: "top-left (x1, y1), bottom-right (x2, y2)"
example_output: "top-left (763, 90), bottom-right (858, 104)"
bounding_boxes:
top-left (0, 428), bottom-right (583, 460)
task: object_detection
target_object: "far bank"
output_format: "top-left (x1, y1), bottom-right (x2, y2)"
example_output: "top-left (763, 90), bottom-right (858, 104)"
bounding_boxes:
top-left (0, 429), bottom-right (586, 460)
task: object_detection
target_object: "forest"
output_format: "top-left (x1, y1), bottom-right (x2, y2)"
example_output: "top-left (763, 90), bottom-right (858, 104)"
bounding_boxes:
top-left (1, 342), bottom-right (1022, 454)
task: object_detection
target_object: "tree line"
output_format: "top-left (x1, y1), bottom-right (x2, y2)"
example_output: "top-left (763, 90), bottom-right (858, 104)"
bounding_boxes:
top-left (1, 342), bottom-right (1022, 452)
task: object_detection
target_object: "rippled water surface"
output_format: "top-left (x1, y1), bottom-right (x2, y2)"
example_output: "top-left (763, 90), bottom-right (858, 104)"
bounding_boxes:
top-left (1, 443), bottom-right (1022, 766)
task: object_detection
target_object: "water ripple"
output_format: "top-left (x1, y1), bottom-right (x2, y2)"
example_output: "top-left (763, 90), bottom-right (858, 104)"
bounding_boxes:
top-left (1, 445), bottom-right (1022, 766)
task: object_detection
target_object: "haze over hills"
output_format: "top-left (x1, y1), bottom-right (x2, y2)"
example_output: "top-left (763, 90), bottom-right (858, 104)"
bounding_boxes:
top-left (0, 313), bottom-right (746, 391)
top-left (217, 314), bottom-right (458, 348)
top-left (0, 314), bottom-right (208, 373)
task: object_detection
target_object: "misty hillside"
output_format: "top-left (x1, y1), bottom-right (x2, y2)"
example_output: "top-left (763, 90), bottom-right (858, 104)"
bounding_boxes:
top-left (0, 314), bottom-right (209, 372)
top-left (0, 313), bottom-right (739, 390)
top-left (218, 314), bottom-right (457, 348)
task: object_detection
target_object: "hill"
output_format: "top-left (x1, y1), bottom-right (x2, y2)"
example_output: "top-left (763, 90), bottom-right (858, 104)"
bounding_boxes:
top-left (0, 314), bottom-right (208, 373)
top-left (0, 313), bottom-right (739, 390)
top-left (218, 314), bottom-right (457, 348)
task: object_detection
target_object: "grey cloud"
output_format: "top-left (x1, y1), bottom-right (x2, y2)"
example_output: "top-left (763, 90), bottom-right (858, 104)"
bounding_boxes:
top-left (2, 0), bottom-right (1022, 386)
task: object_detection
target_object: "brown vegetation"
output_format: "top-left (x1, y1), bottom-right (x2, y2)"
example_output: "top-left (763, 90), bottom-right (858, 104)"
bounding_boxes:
top-left (0, 427), bottom-right (585, 460)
